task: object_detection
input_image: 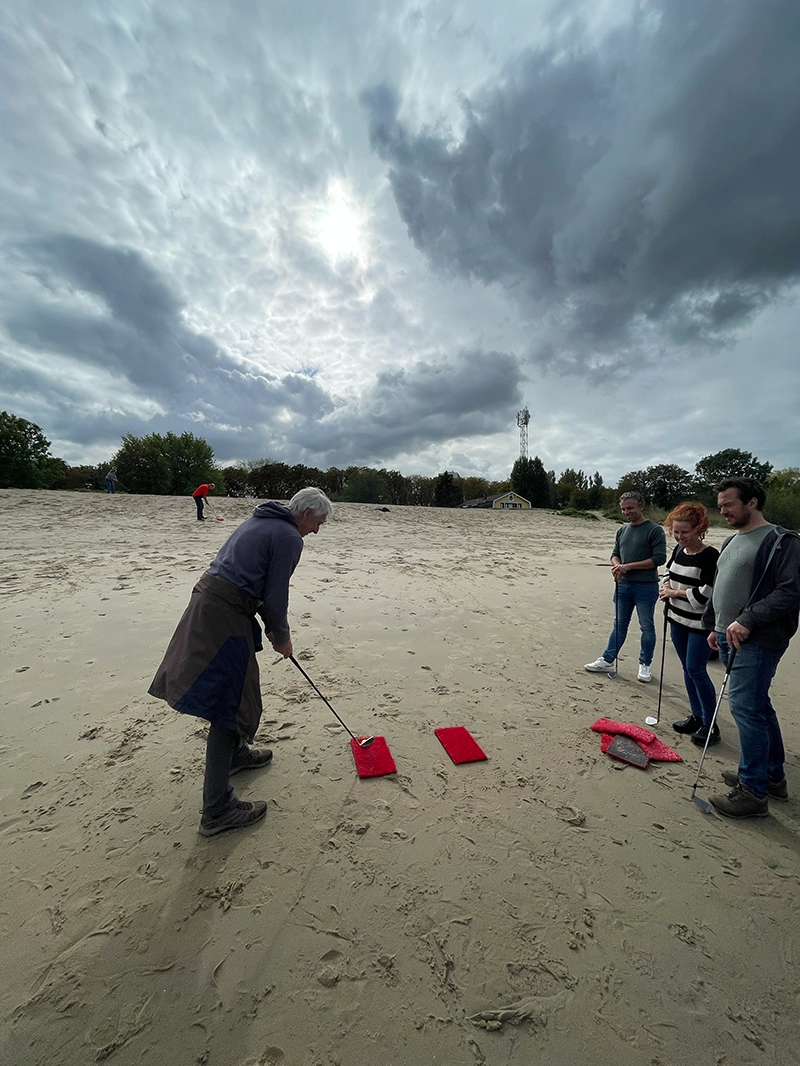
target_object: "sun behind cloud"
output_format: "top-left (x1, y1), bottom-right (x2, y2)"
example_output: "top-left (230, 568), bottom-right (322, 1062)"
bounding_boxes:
top-left (316, 178), bottom-right (369, 267)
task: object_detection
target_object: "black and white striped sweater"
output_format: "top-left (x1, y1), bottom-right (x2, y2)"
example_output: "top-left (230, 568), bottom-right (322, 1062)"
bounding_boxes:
top-left (663, 544), bottom-right (719, 632)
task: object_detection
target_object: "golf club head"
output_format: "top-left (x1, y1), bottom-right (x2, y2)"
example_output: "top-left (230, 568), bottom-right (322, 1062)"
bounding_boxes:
top-left (644, 716), bottom-right (659, 726)
top-left (357, 736), bottom-right (375, 748)
top-left (692, 795), bottom-right (713, 814)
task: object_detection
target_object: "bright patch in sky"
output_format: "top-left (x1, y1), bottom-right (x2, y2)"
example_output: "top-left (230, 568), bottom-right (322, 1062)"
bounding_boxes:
top-left (317, 180), bottom-right (369, 267)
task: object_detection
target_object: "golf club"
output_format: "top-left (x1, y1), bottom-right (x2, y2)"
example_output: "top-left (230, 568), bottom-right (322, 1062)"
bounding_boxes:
top-left (290, 655), bottom-right (374, 748)
top-left (645, 601), bottom-right (669, 726)
top-left (607, 584), bottom-right (619, 679)
top-left (691, 647), bottom-right (735, 813)
top-left (204, 499), bottom-right (224, 522)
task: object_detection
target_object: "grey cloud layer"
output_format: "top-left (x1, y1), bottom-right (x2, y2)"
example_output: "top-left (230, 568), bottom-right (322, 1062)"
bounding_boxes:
top-left (1, 0), bottom-right (798, 479)
top-left (6, 234), bottom-right (520, 466)
top-left (364, 0), bottom-right (800, 372)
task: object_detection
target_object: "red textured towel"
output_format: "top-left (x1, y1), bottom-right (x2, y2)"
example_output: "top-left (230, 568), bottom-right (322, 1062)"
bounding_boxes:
top-left (435, 726), bottom-right (488, 765)
top-left (351, 736), bottom-right (397, 778)
top-left (595, 720), bottom-right (682, 763)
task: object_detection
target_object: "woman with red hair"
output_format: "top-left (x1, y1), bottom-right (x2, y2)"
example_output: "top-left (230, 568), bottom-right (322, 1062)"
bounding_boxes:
top-left (660, 502), bottom-right (721, 744)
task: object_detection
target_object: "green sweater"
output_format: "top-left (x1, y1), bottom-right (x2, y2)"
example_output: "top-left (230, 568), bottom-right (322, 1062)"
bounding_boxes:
top-left (612, 520), bottom-right (667, 583)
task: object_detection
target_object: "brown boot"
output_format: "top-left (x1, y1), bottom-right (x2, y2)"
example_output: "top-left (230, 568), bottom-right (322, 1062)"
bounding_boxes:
top-left (709, 783), bottom-right (768, 819)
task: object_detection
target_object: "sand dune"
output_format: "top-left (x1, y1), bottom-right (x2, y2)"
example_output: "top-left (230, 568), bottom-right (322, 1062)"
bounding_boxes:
top-left (1, 489), bottom-right (799, 1066)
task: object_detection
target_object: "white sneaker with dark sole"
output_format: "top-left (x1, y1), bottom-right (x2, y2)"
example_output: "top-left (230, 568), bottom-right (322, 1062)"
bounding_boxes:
top-left (585, 657), bottom-right (614, 672)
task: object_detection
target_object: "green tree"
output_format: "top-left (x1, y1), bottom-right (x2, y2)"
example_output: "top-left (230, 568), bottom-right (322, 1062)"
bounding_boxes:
top-left (341, 468), bottom-right (388, 503)
top-left (511, 455), bottom-right (552, 508)
top-left (554, 468), bottom-right (588, 509)
top-left (113, 431), bottom-right (219, 495)
top-left (643, 464), bottom-right (695, 509)
top-left (406, 474), bottom-right (435, 506)
top-left (433, 471), bottom-right (463, 507)
top-left (764, 468), bottom-right (800, 531)
top-left (0, 411), bottom-right (57, 488)
top-left (617, 464), bottom-right (694, 509)
top-left (695, 449), bottom-right (773, 501)
top-left (460, 476), bottom-right (491, 503)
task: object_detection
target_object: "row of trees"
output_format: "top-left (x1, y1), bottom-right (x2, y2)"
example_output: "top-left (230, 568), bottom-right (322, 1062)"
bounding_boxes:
top-left (2, 409), bottom-right (798, 526)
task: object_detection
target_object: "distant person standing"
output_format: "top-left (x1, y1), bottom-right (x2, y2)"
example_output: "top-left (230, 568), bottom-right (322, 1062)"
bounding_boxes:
top-left (192, 482), bottom-right (215, 521)
top-left (659, 502), bottom-right (720, 744)
top-left (585, 491), bottom-right (667, 681)
top-left (104, 469), bottom-right (118, 493)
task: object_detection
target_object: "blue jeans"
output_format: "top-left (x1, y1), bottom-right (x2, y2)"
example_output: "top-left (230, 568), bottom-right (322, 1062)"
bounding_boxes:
top-left (717, 634), bottom-right (785, 799)
top-left (602, 582), bottom-right (659, 665)
top-left (670, 623), bottom-right (716, 723)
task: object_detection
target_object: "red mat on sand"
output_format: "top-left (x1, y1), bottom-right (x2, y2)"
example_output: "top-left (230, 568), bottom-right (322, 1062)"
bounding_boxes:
top-left (351, 736), bottom-right (397, 778)
top-left (592, 718), bottom-right (683, 763)
top-left (435, 726), bottom-right (488, 765)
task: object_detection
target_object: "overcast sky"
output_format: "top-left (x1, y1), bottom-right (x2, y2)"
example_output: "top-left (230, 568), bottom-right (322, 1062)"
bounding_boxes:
top-left (1, 0), bottom-right (798, 483)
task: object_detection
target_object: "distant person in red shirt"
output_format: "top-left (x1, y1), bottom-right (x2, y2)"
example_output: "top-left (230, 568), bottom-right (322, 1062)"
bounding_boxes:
top-left (192, 482), bottom-right (215, 521)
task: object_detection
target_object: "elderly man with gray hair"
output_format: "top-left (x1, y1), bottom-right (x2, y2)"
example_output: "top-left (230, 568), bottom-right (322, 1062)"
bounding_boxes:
top-left (585, 491), bottom-right (667, 682)
top-left (149, 487), bottom-right (332, 836)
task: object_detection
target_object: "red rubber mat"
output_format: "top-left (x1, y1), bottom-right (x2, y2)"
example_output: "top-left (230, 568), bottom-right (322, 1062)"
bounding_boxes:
top-left (350, 736), bottom-right (397, 778)
top-left (434, 726), bottom-right (488, 765)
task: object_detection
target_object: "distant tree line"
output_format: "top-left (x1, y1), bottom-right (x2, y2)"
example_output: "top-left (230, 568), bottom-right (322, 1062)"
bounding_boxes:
top-left (2, 409), bottom-right (798, 528)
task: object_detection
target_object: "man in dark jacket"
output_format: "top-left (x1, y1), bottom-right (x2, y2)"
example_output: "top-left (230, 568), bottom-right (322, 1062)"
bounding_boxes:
top-left (149, 487), bottom-right (331, 836)
top-left (702, 478), bottom-right (800, 818)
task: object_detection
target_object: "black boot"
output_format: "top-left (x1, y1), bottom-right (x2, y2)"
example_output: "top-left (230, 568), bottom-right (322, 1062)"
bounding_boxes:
top-left (672, 714), bottom-right (703, 734)
top-left (691, 723), bottom-right (721, 746)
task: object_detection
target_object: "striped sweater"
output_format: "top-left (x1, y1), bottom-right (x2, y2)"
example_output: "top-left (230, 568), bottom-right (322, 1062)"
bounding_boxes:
top-left (663, 544), bottom-right (719, 632)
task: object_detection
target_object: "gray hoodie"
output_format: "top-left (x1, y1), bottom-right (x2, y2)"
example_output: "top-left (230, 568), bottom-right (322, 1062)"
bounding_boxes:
top-left (206, 502), bottom-right (303, 644)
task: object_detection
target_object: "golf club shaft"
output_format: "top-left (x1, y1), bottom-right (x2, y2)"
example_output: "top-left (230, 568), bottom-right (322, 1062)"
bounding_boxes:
top-left (691, 647), bottom-right (736, 796)
top-left (608, 582), bottom-right (620, 678)
top-left (290, 655), bottom-right (361, 742)
top-left (651, 600), bottom-right (670, 725)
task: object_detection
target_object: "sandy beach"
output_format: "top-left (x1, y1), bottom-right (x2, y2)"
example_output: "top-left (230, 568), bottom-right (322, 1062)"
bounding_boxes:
top-left (2, 489), bottom-right (799, 1066)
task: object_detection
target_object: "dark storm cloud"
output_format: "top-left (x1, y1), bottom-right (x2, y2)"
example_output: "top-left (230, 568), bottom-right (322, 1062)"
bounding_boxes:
top-left (363, 0), bottom-right (800, 372)
top-left (5, 235), bottom-right (336, 452)
top-left (289, 347), bottom-right (524, 466)
top-left (6, 233), bottom-right (520, 468)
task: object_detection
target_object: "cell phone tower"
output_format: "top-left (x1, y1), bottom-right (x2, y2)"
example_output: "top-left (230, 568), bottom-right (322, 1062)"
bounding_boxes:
top-left (516, 407), bottom-right (530, 458)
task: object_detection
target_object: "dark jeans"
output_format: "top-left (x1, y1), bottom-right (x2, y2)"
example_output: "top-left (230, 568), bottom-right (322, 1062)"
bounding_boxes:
top-left (203, 724), bottom-right (249, 816)
top-left (718, 634), bottom-right (785, 799)
top-left (670, 623), bottom-right (716, 723)
top-left (195, 496), bottom-right (205, 520)
top-left (602, 582), bottom-right (659, 665)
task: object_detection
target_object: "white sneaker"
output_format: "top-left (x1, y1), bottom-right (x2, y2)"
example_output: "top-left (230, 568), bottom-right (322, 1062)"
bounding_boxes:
top-left (585, 657), bottom-right (614, 672)
top-left (638, 664), bottom-right (652, 683)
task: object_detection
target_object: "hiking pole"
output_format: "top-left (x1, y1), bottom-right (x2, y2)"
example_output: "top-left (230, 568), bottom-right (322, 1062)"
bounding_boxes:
top-left (691, 647), bottom-right (736, 813)
top-left (607, 583), bottom-right (620, 679)
top-left (290, 656), bottom-right (374, 748)
top-left (646, 601), bottom-right (669, 726)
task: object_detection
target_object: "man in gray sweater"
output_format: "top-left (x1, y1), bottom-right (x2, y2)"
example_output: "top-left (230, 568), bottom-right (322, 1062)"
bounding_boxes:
top-left (702, 478), bottom-right (800, 819)
top-left (149, 487), bottom-right (331, 836)
top-left (585, 491), bottom-right (667, 682)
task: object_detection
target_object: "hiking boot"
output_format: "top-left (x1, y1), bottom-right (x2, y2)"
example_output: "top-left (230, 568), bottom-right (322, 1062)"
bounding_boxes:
top-left (230, 747), bottom-right (273, 775)
top-left (709, 783), bottom-right (768, 819)
top-left (721, 770), bottom-right (788, 800)
top-left (690, 723), bottom-right (720, 747)
top-left (637, 664), bottom-right (652, 683)
top-left (585, 657), bottom-right (614, 672)
top-left (199, 799), bottom-right (267, 837)
top-left (672, 714), bottom-right (703, 735)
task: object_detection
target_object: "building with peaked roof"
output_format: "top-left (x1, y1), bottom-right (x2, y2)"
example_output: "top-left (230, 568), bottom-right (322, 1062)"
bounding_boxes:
top-left (462, 491), bottom-right (531, 510)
